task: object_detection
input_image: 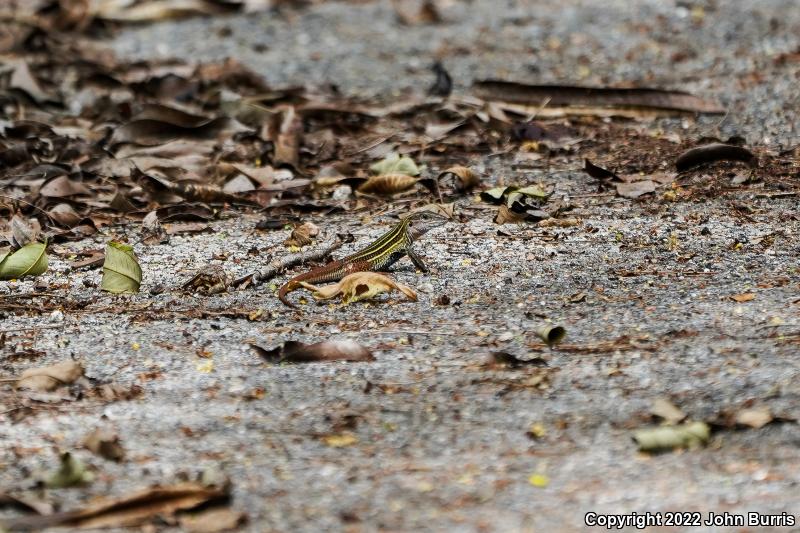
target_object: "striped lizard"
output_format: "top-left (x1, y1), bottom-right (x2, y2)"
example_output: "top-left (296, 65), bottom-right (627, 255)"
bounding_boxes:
top-left (278, 211), bottom-right (447, 307)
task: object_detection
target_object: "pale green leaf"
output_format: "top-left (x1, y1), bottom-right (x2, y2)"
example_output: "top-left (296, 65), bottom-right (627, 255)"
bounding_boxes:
top-left (369, 153), bottom-right (421, 176)
top-left (101, 242), bottom-right (142, 294)
top-left (633, 421), bottom-right (710, 452)
top-left (0, 241), bottom-right (48, 280)
top-left (45, 452), bottom-right (94, 488)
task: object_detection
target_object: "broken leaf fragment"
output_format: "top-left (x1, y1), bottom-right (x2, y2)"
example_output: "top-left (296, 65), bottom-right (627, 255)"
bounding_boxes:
top-left (650, 398), bottom-right (686, 425)
top-left (16, 360), bottom-right (84, 392)
top-left (735, 407), bottom-right (773, 429)
top-left (83, 428), bottom-right (126, 462)
top-left (251, 340), bottom-right (375, 364)
top-left (730, 292), bottom-right (755, 303)
top-left (633, 421), bottom-right (710, 452)
top-left (0, 241), bottom-right (49, 280)
top-left (101, 242), bottom-right (142, 294)
top-left (321, 433), bottom-right (359, 448)
top-left (369, 153), bottom-right (421, 176)
top-left (46, 452), bottom-right (94, 488)
top-left (301, 272), bottom-right (418, 304)
top-left (615, 180), bottom-right (656, 199)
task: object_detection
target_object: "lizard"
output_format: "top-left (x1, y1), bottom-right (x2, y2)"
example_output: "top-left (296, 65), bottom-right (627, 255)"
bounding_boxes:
top-left (278, 211), bottom-right (447, 308)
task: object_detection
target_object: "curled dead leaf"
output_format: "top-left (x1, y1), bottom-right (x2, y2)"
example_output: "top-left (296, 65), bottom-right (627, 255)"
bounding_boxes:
top-left (357, 173), bottom-right (419, 195)
top-left (301, 272), bottom-right (418, 304)
top-left (284, 222), bottom-right (319, 248)
top-left (438, 166), bottom-right (481, 192)
top-left (676, 143), bottom-right (756, 172)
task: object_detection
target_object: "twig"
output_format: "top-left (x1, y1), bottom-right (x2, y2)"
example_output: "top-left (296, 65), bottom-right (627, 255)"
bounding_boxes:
top-left (0, 324), bottom-right (64, 335)
top-left (754, 191), bottom-right (798, 199)
top-left (232, 237), bottom-right (346, 289)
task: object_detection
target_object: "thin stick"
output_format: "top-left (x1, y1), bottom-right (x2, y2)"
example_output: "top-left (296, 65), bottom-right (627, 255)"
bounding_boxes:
top-left (0, 324), bottom-right (64, 334)
top-left (233, 237), bottom-right (346, 289)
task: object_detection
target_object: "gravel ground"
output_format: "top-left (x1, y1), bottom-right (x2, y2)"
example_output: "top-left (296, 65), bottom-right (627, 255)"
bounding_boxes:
top-left (2, 1), bottom-right (800, 532)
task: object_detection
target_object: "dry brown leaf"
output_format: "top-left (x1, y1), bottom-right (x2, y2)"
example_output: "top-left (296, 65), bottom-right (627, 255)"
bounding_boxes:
top-left (437, 166), bottom-right (481, 192)
top-left (284, 222), bottom-right (319, 248)
top-left (251, 340), bottom-right (375, 364)
top-left (230, 163), bottom-right (291, 187)
top-left (16, 360), bottom-right (84, 392)
top-left (39, 175), bottom-right (92, 198)
top-left (48, 203), bottom-right (82, 227)
top-left (222, 174), bottom-right (255, 194)
top-left (357, 173), bottom-right (419, 195)
top-left (494, 204), bottom-right (527, 224)
top-left (730, 293), bottom-right (756, 303)
top-left (2, 483), bottom-right (229, 530)
top-left (9, 61), bottom-right (54, 104)
top-left (271, 106), bottom-right (302, 168)
top-left (8, 215), bottom-right (40, 248)
top-left (301, 272), bottom-right (418, 304)
top-left (83, 428), bottom-right (126, 462)
top-left (615, 180), bottom-right (656, 199)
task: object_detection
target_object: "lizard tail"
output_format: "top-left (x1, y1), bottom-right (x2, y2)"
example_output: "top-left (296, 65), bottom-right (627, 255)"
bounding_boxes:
top-left (278, 280), bottom-right (299, 308)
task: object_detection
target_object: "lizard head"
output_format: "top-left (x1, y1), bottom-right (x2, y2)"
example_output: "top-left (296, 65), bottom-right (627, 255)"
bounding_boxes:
top-left (403, 209), bottom-right (450, 239)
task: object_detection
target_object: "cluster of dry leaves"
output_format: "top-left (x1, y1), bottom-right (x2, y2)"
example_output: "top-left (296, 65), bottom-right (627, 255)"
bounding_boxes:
top-left (3, 0), bottom-right (775, 258)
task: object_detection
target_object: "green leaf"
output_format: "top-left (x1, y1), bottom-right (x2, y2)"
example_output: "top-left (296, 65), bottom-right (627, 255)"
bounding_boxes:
top-left (101, 242), bottom-right (142, 294)
top-left (0, 241), bottom-right (48, 280)
top-left (516, 185), bottom-right (549, 199)
top-left (633, 421), bottom-right (710, 452)
top-left (480, 186), bottom-right (511, 204)
top-left (369, 153), bottom-right (421, 176)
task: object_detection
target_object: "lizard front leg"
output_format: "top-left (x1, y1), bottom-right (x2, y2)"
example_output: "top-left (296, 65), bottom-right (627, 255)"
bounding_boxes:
top-left (406, 246), bottom-right (429, 273)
